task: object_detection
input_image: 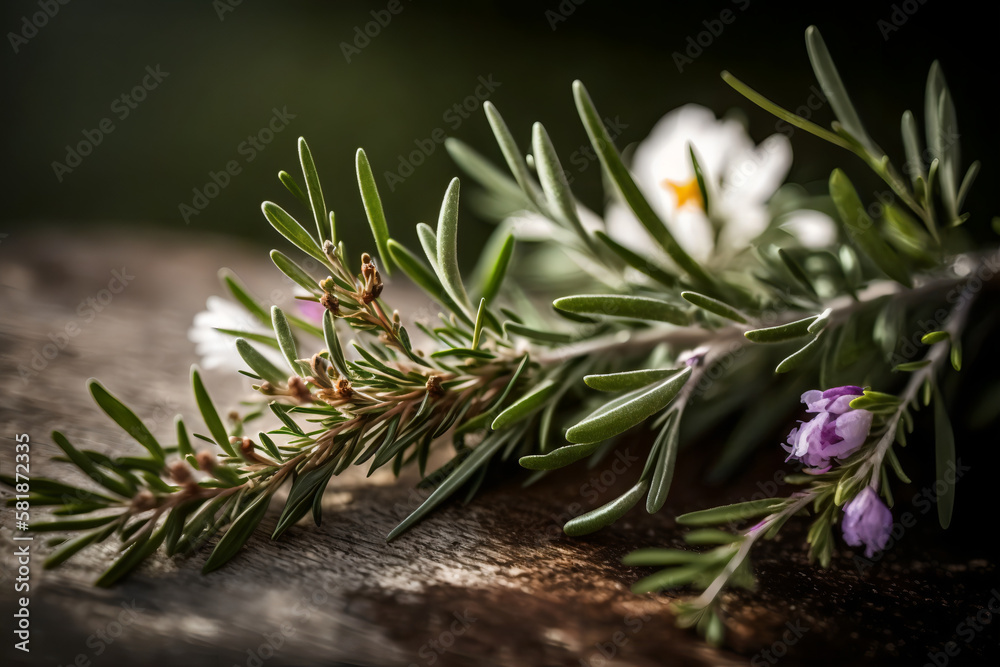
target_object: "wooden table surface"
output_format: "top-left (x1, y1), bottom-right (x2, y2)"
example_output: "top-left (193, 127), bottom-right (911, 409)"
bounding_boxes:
top-left (0, 226), bottom-right (996, 666)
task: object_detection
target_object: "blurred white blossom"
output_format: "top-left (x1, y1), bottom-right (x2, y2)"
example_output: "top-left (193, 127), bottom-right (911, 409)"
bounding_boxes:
top-left (605, 103), bottom-right (836, 262)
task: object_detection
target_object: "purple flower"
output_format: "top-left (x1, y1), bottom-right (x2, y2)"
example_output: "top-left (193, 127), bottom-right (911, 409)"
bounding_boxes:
top-left (783, 386), bottom-right (873, 473)
top-left (678, 345), bottom-right (709, 367)
top-left (841, 487), bottom-right (893, 558)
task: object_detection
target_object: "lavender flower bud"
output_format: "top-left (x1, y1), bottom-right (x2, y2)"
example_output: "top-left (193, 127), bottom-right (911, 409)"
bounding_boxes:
top-left (841, 487), bottom-right (893, 558)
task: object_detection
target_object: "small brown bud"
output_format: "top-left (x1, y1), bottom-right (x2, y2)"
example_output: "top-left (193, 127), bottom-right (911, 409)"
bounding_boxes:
top-left (320, 292), bottom-right (340, 313)
top-left (288, 375), bottom-right (312, 403)
top-left (131, 490), bottom-right (156, 512)
top-left (335, 377), bottom-right (354, 399)
top-left (426, 375), bottom-right (444, 398)
top-left (361, 252), bottom-right (372, 265)
top-left (196, 450), bottom-right (217, 471)
top-left (239, 437), bottom-right (257, 460)
top-left (258, 381), bottom-right (275, 395)
top-left (309, 354), bottom-right (333, 388)
top-left (227, 410), bottom-right (241, 422)
top-left (169, 460), bottom-right (192, 485)
top-left (323, 240), bottom-right (336, 256)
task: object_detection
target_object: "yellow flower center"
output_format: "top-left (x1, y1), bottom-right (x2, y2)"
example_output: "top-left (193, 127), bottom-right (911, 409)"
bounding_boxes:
top-left (661, 177), bottom-right (703, 210)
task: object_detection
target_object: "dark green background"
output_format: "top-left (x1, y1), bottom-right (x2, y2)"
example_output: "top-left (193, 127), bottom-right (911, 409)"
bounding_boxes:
top-left (2, 0), bottom-right (997, 257)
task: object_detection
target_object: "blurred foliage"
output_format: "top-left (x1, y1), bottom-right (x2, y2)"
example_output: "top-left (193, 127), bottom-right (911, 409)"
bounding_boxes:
top-left (1, 0), bottom-right (997, 263)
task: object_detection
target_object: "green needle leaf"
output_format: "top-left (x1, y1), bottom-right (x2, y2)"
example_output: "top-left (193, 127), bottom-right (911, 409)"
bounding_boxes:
top-left (387, 437), bottom-right (506, 541)
top-left (492, 379), bottom-right (559, 431)
top-left (444, 137), bottom-right (528, 206)
top-left (235, 338), bottom-right (286, 386)
top-left (88, 380), bottom-right (165, 463)
top-left (777, 248), bottom-right (819, 298)
top-left (357, 148), bottom-right (393, 274)
top-left (30, 515), bottom-right (120, 532)
top-left (203, 493), bottom-right (271, 573)
top-left (271, 306), bottom-right (302, 376)
top-left (932, 384), bottom-right (956, 529)
top-left (387, 239), bottom-right (473, 327)
top-left (51, 432), bottom-right (133, 497)
top-left (261, 201), bottom-right (326, 263)
top-left (688, 145), bottom-right (711, 216)
top-left (503, 321), bottom-right (573, 344)
top-left (96, 519), bottom-right (169, 587)
top-left (519, 441), bottom-right (602, 470)
top-left (191, 366), bottom-right (236, 456)
top-left (950, 339), bottom-right (962, 371)
top-left (829, 169), bottom-right (912, 287)
top-left (901, 111), bottom-right (926, 183)
top-left (478, 233), bottom-right (514, 306)
top-left (532, 122), bottom-right (590, 245)
top-left (775, 333), bottom-right (824, 374)
top-left (646, 413), bottom-right (680, 514)
top-left (680, 291), bottom-right (747, 323)
top-left (921, 330), bottom-right (950, 345)
top-left (278, 169), bottom-right (310, 208)
top-left (435, 178), bottom-right (471, 310)
top-left (554, 294), bottom-right (690, 325)
top-left (563, 480), bottom-right (649, 536)
top-left (483, 101), bottom-right (546, 212)
top-left (805, 25), bottom-right (876, 154)
top-left (416, 223), bottom-right (439, 272)
top-left (298, 137), bottom-right (329, 244)
top-left (44, 523), bottom-right (118, 570)
top-left (744, 315), bottom-right (818, 343)
top-left (471, 298), bottom-right (486, 350)
top-left (270, 250), bottom-right (320, 295)
top-left (926, 62), bottom-right (961, 223)
top-left (720, 70), bottom-right (852, 151)
top-left (676, 498), bottom-right (785, 526)
top-left (631, 564), bottom-right (705, 595)
top-left (584, 368), bottom-right (680, 392)
top-left (566, 367), bottom-right (691, 443)
top-left (272, 462), bottom-right (335, 539)
top-left (622, 548), bottom-right (702, 567)
top-left (176, 416), bottom-right (193, 458)
top-left (220, 269), bottom-right (269, 324)
top-left (594, 231), bottom-right (678, 288)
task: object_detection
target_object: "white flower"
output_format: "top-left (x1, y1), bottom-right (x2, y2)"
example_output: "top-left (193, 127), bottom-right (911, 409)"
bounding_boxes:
top-left (605, 104), bottom-right (836, 262)
top-left (188, 296), bottom-right (284, 372)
